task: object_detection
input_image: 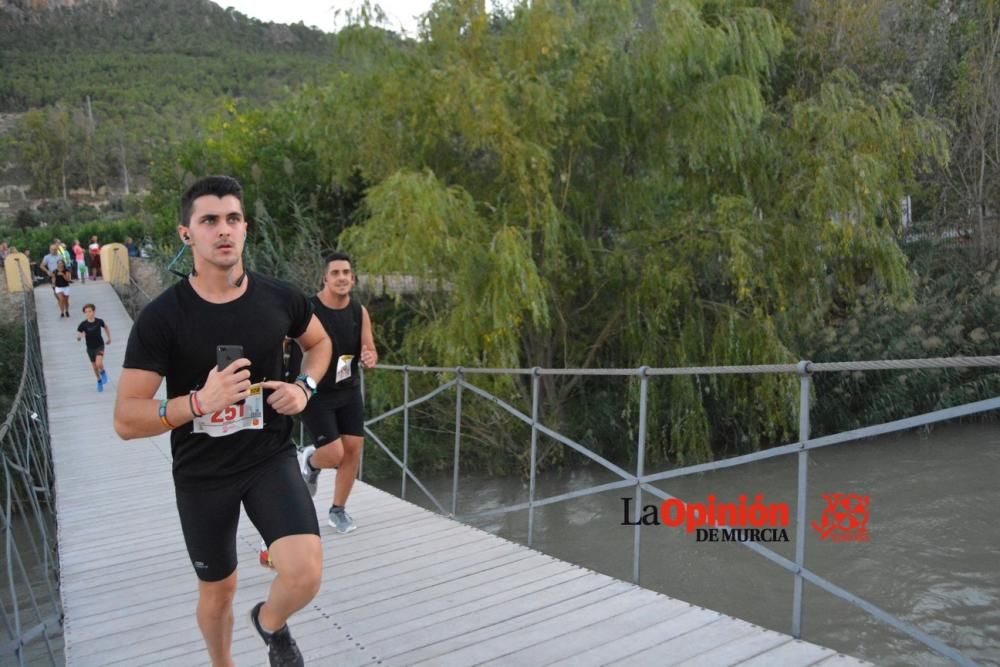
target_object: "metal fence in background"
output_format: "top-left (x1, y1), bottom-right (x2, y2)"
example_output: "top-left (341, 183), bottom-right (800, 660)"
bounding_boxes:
top-left (0, 284), bottom-right (63, 666)
top-left (362, 357), bottom-right (1000, 667)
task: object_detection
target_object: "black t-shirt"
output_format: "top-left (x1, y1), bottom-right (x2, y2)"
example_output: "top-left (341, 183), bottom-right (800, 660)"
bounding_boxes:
top-left (289, 296), bottom-right (361, 392)
top-left (123, 272), bottom-right (312, 488)
top-left (77, 318), bottom-right (106, 348)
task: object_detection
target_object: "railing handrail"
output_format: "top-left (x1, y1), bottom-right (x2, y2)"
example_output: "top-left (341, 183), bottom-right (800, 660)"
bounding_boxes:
top-left (378, 354), bottom-right (1000, 375)
top-left (363, 358), bottom-right (997, 667)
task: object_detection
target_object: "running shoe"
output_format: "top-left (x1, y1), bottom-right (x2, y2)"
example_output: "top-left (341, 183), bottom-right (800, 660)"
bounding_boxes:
top-left (97, 380), bottom-right (103, 393)
top-left (328, 506), bottom-right (356, 534)
top-left (249, 601), bottom-right (304, 667)
top-left (297, 445), bottom-right (319, 497)
top-left (100, 369), bottom-right (108, 384)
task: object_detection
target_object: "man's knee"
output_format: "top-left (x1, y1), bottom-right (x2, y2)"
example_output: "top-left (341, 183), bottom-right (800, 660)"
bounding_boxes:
top-left (198, 574), bottom-right (237, 614)
top-left (272, 535), bottom-right (322, 596)
top-left (341, 436), bottom-right (364, 463)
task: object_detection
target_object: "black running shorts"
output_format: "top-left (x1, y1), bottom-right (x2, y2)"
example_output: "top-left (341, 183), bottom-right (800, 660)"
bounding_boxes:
top-left (86, 346), bottom-right (104, 363)
top-left (299, 389), bottom-right (365, 447)
top-left (174, 449), bottom-right (319, 581)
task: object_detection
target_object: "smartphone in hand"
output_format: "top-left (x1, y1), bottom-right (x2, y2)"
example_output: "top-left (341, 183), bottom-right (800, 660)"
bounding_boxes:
top-left (216, 345), bottom-right (244, 371)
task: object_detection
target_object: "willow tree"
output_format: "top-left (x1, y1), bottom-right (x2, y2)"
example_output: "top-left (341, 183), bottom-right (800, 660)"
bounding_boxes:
top-left (287, 0), bottom-right (946, 465)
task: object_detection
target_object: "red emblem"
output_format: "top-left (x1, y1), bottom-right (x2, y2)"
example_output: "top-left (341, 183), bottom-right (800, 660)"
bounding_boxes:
top-left (812, 493), bottom-right (870, 542)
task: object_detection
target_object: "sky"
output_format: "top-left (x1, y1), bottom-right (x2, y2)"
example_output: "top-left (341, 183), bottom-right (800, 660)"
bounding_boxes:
top-left (213, 0), bottom-right (437, 36)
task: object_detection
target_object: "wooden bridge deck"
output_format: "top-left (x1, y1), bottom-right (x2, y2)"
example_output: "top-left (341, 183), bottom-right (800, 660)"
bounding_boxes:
top-left (41, 280), bottom-right (870, 666)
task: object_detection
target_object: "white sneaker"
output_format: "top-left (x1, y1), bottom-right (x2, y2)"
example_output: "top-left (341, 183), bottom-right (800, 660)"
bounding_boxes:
top-left (297, 446), bottom-right (319, 497)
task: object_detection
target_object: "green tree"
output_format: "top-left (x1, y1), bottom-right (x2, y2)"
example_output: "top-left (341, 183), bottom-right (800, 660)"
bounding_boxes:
top-left (943, 0), bottom-right (1000, 258)
top-left (332, 0), bottom-right (946, 464)
top-left (15, 105), bottom-right (73, 198)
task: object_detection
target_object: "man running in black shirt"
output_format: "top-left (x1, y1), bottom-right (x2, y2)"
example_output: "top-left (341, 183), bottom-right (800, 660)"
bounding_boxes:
top-left (292, 252), bottom-right (378, 534)
top-left (114, 176), bottom-right (332, 667)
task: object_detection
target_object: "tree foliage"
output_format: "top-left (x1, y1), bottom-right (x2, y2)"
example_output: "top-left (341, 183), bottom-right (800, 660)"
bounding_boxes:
top-left (301, 0), bottom-right (944, 464)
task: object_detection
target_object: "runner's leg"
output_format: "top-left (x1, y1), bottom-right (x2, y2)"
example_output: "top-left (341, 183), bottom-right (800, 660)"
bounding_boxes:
top-left (331, 391), bottom-right (365, 507)
top-left (175, 479), bottom-right (242, 665)
top-left (334, 435), bottom-right (363, 507)
top-left (197, 573), bottom-right (237, 667)
top-left (244, 451), bottom-right (321, 632)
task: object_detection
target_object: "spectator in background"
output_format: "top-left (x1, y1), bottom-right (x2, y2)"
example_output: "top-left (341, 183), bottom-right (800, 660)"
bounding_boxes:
top-left (88, 235), bottom-right (101, 279)
top-left (125, 236), bottom-right (140, 258)
top-left (72, 239), bottom-right (87, 283)
top-left (40, 244), bottom-right (63, 307)
top-left (54, 238), bottom-right (71, 266)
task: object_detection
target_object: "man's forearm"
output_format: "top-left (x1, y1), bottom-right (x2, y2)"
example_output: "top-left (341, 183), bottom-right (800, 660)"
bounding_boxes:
top-left (299, 337), bottom-right (332, 386)
top-left (114, 396), bottom-right (194, 439)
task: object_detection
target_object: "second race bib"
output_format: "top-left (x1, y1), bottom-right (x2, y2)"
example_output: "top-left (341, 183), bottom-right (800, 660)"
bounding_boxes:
top-left (336, 355), bottom-right (354, 383)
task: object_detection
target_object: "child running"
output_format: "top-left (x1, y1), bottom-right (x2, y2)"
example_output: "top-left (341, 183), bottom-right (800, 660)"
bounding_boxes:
top-left (76, 304), bottom-right (111, 392)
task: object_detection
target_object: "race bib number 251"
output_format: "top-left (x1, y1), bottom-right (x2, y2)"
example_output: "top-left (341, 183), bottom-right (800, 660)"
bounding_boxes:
top-left (192, 384), bottom-right (264, 437)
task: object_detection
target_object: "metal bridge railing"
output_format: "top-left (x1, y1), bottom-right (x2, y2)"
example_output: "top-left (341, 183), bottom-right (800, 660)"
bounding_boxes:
top-left (0, 279), bottom-right (63, 666)
top-left (361, 357), bottom-right (1000, 667)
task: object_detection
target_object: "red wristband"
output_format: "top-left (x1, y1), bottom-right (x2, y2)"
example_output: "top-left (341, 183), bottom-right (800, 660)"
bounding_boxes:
top-left (190, 390), bottom-right (205, 418)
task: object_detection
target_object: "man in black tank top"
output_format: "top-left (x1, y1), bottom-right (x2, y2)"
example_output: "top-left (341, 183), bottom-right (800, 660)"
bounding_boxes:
top-left (114, 176), bottom-right (332, 667)
top-left (293, 252), bottom-right (378, 534)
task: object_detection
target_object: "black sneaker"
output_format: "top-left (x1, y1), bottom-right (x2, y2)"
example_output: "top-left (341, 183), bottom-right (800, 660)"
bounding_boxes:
top-left (249, 601), bottom-right (304, 667)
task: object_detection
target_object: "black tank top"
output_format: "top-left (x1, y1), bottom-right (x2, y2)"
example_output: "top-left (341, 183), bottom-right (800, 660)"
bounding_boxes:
top-left (292, 296), bottom-right (362, 391)
top-left (54, 271), bottom-right (70, 287)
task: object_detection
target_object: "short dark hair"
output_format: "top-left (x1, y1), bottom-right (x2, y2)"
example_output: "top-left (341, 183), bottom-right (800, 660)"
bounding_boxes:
top-left (82, 304), bottom-right (95, 312)
top-left (180, 176), bottom-right (244, 227)
top-left (324, 251), bottom-right (353, 267)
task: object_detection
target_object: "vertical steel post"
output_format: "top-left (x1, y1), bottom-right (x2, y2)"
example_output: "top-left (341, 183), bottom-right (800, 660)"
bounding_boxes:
top-left (792, 360), bottom-right (812, 638)
top-left (358, 368), bottom-right (365, 480)
top-left (451, 368), bottom-right (463, 517)
top-left (402, 367), bottom-right (410, 500)
top-left (633, 367), bottom-right (650, 584)
top-left (527, 368), bottom-right (541, 547)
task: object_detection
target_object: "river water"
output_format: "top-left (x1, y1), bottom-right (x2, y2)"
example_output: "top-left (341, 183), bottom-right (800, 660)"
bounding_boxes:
top-left (370, 421), bottom-right (1000, 666)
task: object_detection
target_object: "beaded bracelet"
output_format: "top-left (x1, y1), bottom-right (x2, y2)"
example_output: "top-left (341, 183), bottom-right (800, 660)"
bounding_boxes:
top-left (158, 398), bottom-right (176, 429)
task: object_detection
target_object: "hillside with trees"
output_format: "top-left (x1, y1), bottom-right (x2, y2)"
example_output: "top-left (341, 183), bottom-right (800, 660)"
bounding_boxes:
top-left (0, 0), bottom-right (355, 199)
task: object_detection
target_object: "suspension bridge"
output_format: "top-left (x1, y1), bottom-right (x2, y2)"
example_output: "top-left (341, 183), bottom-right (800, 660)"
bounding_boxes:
top-left (3, 260), bottom-right (996, 665)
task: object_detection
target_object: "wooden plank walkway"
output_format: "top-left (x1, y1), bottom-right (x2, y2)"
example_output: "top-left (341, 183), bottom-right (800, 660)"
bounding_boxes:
top-left (40, 280), bottom-right (871, 666)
